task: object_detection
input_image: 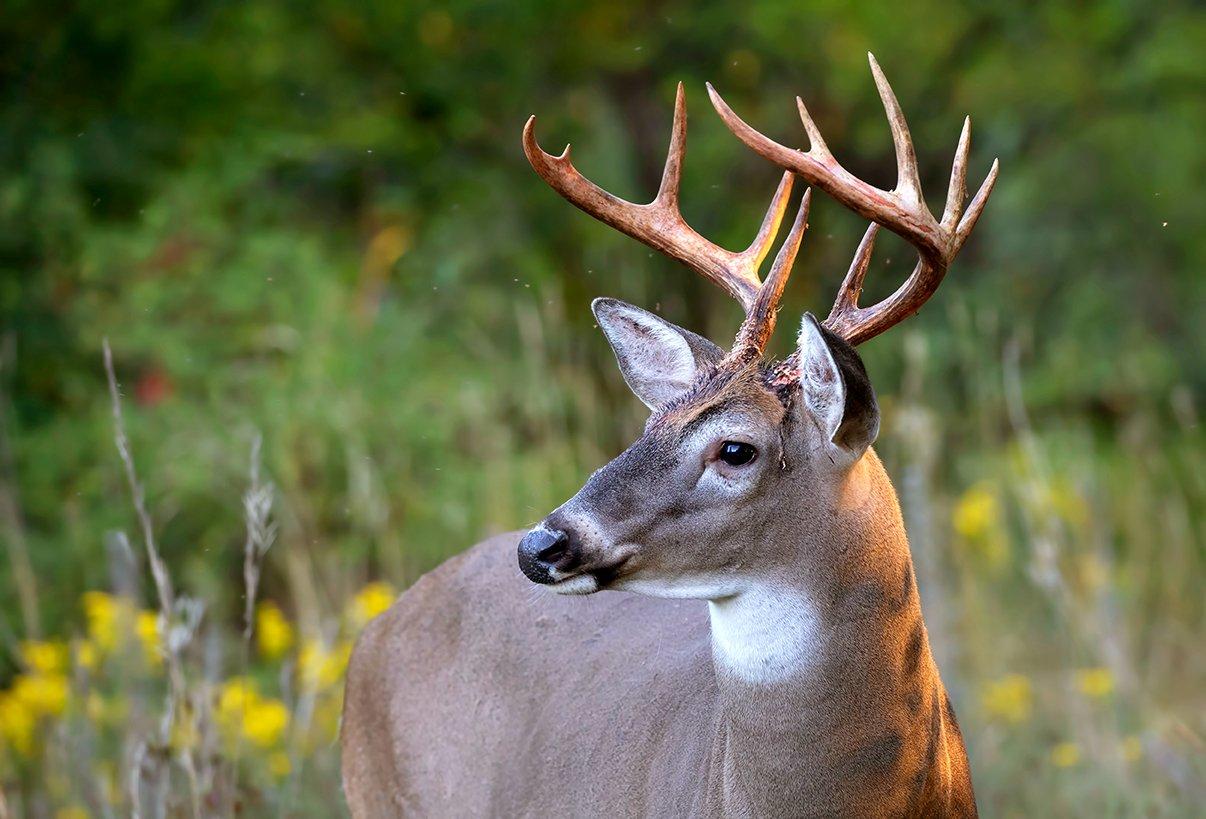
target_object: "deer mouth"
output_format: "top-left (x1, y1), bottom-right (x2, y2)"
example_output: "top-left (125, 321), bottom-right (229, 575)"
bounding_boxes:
top-left (547, 573), bottom-right (601, 596)
top-left (547, 554), bottom-right (633, 595)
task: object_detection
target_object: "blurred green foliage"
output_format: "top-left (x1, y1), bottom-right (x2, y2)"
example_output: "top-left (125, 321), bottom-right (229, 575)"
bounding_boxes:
top-left (0, 0), bottom-right (1203, 814)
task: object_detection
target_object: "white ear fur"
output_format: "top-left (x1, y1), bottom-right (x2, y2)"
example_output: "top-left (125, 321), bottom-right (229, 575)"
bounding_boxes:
top-left (797, 313), bottom-right (846, 444)
top-left (593, 298), bottom-right (705, 410)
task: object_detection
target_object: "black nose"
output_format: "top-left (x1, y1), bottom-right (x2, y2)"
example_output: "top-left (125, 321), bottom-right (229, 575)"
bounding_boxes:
top-left (517, 527), bottom-right (570, 584)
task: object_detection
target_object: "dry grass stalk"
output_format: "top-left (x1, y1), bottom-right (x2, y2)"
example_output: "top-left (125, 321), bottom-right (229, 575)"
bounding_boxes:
top-left (242, 433), bottom-right (277, 641)
top-left (102, 339), bottom-right (203, 818)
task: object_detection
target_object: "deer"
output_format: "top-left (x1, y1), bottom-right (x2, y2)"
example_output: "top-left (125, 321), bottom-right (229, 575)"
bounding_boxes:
top-left (342, 53), bottom-right (998, 818)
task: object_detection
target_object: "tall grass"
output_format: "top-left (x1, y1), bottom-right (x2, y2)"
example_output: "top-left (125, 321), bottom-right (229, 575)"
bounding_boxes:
top-left (0, 350), bottom-right (390, 817)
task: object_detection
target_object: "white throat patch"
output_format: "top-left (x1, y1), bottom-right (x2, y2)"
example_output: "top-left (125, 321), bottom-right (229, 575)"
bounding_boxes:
top-left (708, 586), bottom-right (823, 684)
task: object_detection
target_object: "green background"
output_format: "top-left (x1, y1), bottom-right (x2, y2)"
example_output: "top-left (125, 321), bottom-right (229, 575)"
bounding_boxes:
top-left (1, 0), bottom-right (1203, 814)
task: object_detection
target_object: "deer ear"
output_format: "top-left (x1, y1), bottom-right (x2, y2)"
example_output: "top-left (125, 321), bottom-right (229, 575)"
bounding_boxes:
top-left (592, 298), bottom-right (723, 410)
top-left (796, 313), bottom-right (879, 456)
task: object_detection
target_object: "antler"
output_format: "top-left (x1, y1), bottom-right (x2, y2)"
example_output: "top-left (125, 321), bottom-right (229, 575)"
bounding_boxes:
top-left (708, 53), bottom-right (999, 345)
top-left (523, 83), bottom-right (810, 362)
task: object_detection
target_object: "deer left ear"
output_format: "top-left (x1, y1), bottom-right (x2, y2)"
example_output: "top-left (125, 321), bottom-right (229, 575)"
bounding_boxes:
top-left (593, 298), bottom-right (724, 410)
top-left (796, 313), bottom-right (880, 457)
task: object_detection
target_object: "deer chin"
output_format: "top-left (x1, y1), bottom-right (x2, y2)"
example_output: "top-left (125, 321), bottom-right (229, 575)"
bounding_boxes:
top-left (546, 573), bottom-right (601, 596)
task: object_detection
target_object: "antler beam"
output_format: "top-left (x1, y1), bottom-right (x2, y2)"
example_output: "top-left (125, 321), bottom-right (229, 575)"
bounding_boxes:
top-left (524, 83), bottom-right (809, 360)
top-left (708, 53), bottom-right (999, 345)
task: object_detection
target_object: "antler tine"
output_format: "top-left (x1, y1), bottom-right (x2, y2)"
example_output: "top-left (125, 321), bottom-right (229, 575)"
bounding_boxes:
top-left (941, 117), bottom-right (972, 230)
top-left (795, 96), bottom-right (832, 159)
top-left (654, 83), bottom-right (688, 209)
top-left (828, 223), bottom-right (879, 321)
top-left (955, 158), bottom-right (1000, 248)
top-left (868, 54), bottom-right (923, 207)
top-left (731, 189), bottom-right (811, 361)
top-left (709, 53), bottom-right (999, 346)
top-left (523, 84), bottom-right (797, 317)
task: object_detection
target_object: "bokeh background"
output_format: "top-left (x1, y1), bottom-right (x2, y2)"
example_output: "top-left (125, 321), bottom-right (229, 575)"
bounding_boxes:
top-left (2, 1), bottom-right (1203, 815)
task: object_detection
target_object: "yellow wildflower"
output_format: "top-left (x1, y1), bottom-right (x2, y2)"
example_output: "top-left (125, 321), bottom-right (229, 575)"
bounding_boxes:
top-left (1122, 735), bottom-right (1142, 762)
top-left (82, 591), bottom-right (123, 652)
top-left (953, 484), bottom-right (999, 540)
top-left (981, 674), bottom-right (1032, 723)
top-left (348, 581), bottom-right (397, 629)
top-left (74, 639), bottom-right (99, 672)
top-left (242, 697), bottom-right (289, 748)
top-left (0, 692), bottom-right (36, 756)
top-left (952, 484), bottom-right (1007, 568)
top-left (1075, 667), bottom-right (1114, 698)
top-left (20, 640), bottom-right (69, 675)
top-left (299, 640), bottom-right (352, 689)
top-left (1050, 741), bottom-right (1080, 767)
top-left (268, 750), bottom-right (292, 778)
top-left (216, 677), bottom-right (258, 725)
top-left (256, 602), bottom-right (295, 660)
top-left (55, 808), bottom-right (89, 819)
top-left (215, 678), bottom-right (290, 748)
top-left (11, 673), bottom-right (69, 718)
top-left (136, 610), bottom-right (163, 667)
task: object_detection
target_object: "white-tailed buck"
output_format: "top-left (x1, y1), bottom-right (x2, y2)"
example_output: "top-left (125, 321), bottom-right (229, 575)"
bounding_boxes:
top-left (343, 54), bottom-right (998, 817)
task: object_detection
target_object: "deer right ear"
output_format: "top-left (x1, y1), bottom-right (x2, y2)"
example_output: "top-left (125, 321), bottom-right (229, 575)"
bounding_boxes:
top-left (796, 313), bottom-right (880, 457)
top-left (592, 298), bottom-right (723, 410)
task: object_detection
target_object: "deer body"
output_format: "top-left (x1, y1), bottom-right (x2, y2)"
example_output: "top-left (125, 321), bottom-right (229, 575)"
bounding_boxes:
top-left (343, 55), bottom-right (996, 817)
top-left (342, 453), bottom-right (975, 817)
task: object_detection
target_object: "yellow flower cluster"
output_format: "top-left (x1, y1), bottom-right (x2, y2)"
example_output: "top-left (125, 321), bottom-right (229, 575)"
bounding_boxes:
top-left (348, 581), bottom-right (396, 629)
top-left (1074, 667), bottom-right (1114, 698)
top-left (257, 602), bottom-right (295, 660)
top-left (953, 483), bottom-right (999, 540)
top-left (0, 694), bottom-right (36, 756)
top-left (981, 673), bottom-right (1032, 724)
top-left (21, 640), bottom-right (68, 675)
top-left (1, 582), bottom-right (391, 767)
top-left (81, 591), bottom-right (163, 667)
top-left (952, 483), bottom-right (1008, 568)
top-left (0, 640), bottom-right (75, 756)
top-left (216, 678), bottom-right (290, 749)
top-left (2, 592), bottom-right (166, 759)
top-left (299, 640), bottom-right (353, 690)
top-left (136, 611), bottom-right (164, 667)
top-left (82, 591), bottom-right (125, 653)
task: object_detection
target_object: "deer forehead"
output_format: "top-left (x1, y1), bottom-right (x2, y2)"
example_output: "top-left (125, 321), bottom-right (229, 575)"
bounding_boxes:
top-left (650, 365), bottom-right (788, 435)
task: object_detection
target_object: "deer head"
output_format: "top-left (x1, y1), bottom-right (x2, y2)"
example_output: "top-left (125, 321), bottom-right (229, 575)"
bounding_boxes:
top-left (517, 54), bottom-right (997, 602)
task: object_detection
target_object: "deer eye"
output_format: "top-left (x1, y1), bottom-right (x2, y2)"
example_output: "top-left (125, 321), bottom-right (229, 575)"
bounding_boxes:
top-left (717, 441), bottom-right (757, 467)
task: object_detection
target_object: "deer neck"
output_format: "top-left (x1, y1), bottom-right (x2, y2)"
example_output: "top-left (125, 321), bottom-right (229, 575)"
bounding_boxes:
top-left (704, 452), bottom-right (941, 815)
